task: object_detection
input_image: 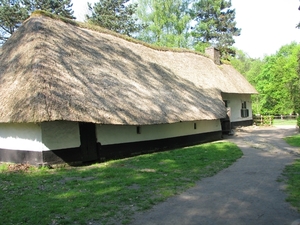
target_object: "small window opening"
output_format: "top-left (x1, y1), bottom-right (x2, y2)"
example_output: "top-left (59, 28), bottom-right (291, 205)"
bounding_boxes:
top-left (242, 101), bottom-right (247, 109)
top-left (194, 123), bottom-right (197, 129)
top-left (241, 101), bottom-right (249, 118)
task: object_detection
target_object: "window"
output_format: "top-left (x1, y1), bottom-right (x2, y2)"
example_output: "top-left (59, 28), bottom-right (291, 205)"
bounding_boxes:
top-left (241, 101), bottom-right (249, 118)
top-left (242, 101), bottom-right (246, 109)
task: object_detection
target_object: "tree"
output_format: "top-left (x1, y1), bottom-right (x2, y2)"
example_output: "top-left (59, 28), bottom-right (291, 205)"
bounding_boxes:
top-left (0, 0), bottom-right (75, 44)
top-left (0, 0), bottom-right (28, 44)
top-left (192, 0), bottom-right (240, 59)
top-left (254, 43), bottom-right (300, 115)
top-left (230, 49), bottom-right (252, 75)
top-left (296, 51), bottom-right (300, 113)
top-left (22, 0), bottom-right (75, 19)
top-left (230, 49), bottom-right (264, 84)
top-left (136, 0), bottom-right (192, 48)
top-left (86, 0), bottom-right (142, 36)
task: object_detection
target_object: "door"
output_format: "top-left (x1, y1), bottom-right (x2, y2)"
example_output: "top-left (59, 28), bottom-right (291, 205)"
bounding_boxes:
top-left (79, 122), bottom-right (98, 162)
top-left (221, 107), bottom-right (231, 134)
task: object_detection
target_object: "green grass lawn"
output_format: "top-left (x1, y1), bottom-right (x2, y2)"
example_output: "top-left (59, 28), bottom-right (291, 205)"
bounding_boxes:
top-left (284, 134), bottom-right (300, 147)
top-left (273, 119), bottom-right (297, 126)
top-left (0, 141), bottom-right (242, 225)
top-left (283, 134), bottom-right (300, 211)
top-left (283, 159), bottom-right (300, 210)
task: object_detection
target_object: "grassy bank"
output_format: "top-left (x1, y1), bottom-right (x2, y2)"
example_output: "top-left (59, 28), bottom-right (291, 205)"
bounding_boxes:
top-left (0, 141), bottom-right (242, 225)
top-left (284, 134), bottom-right (300, 147)
top-left (283, 134), bottom-right (300, 211)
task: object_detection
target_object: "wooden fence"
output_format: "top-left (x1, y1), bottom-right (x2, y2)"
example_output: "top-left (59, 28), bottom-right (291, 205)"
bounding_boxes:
top-left (253, 115), bottom-right (273, 126)
top-left (273, 115), bottom-right (298, 120)
top-left (253, 114), bottom-right (299, 126)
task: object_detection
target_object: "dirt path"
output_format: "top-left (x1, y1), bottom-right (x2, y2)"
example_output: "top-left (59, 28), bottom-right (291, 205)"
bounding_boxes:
top-left (129, 126), bottom-right (300, 225)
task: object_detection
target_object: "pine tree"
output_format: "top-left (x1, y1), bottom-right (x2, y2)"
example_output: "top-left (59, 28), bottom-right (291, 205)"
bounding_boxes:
top-left (22, 0), bottom-right (75, 19)
top-left (192, 0), bottom-right (240, 59)
top-left (0, 0), bottom-right (75, 44)
top-left (86, 0), bottom-right (142, 36)
top-left (0, 0), bottom-right (28, 43)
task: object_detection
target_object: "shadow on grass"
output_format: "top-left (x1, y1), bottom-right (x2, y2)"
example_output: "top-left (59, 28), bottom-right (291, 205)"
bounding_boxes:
top-left (0, 142), bottom-right (242, 225)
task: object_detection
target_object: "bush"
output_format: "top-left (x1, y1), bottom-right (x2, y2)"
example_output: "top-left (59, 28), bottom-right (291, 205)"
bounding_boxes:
top-left (297, 116), bottom-right (300, 129)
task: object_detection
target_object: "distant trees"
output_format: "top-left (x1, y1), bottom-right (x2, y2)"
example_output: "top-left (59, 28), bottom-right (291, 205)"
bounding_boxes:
top-left (134, 0), bottom-right (240, 57)
top-left (86, 0), bottom-right (142, 36)
top-left (87, 0), bottom-right (241, 56)
top-left (136, 0), bottom-right (192, 48)
top-left (1, 0), bottom-right (240, 57)
top-left (258, 43), bottom-right (300, 115)
top-left (0, 0), bottom-right (75, 43)
top-left (231, 43), bottom-right (300, 115)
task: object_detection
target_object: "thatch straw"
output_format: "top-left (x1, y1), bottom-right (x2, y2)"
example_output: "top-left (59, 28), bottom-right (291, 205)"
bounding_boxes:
top-left (0, 14), bottom-right (255, 125)
top-left (30, 10), bottom-right (207, 56)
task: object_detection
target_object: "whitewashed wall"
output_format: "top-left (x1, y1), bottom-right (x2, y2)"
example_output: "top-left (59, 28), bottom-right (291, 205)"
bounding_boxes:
top-left (41, 121), bottom-right (80, 150)
top-left (0, 123), bottom-right (45, 151)
top-left (0, 121), bottom-right (80, 152)
top-left (96, 120), bottom-right (221, 145)
top-left (0, 120), bottom-right (221, 151)
top-left (222, 93), bottom-right (253, 122)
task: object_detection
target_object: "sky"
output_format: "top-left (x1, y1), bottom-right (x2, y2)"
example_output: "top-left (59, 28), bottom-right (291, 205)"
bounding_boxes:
top-left (71, 0), bottom-right (300, 59)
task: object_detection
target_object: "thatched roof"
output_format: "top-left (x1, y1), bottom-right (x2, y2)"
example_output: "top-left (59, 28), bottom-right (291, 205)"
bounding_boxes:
top-left (0, 14), bottom-right (255, 125)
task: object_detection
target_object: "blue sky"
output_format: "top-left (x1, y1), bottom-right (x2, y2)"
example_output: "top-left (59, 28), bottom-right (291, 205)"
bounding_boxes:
top-left (71, 0), bottom-right (300, 58)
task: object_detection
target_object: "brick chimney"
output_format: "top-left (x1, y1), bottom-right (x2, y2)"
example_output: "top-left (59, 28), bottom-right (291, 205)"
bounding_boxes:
top-left (205, 47), bottom-right (221, 65)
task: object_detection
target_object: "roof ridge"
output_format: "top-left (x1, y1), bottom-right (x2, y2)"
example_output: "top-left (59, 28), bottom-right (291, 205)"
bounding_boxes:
top-left (29, 10), bottom-right (208, 57)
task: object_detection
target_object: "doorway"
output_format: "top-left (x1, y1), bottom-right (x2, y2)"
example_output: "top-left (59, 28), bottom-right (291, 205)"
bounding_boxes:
top-left (79, 122), bottom-right (98, 162)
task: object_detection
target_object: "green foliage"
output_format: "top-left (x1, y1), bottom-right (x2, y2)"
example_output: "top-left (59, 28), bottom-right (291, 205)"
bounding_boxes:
top-left (229, 48), bottom-right (265, 85)
top-left (229, 49), bottom-right (265, 115)
top-left (136, 0), bottom-right (192, 48)
top-left (86, 0), bottom-right (142, 36)
top-left (30, 11), bottom-right (206, 57)
top-left (230, 49), bottom-right (252, 75)
top-left (297, 116), bottom-right (300, 128)
top-left (253, 115), bottom-right (274, 126)
top-left (282, 159), bottom-right (300, 211)
top-left (284, 134), bottom-right (300, 147)
top-left (282, 136), bottom-right (300, 211)
top-left (194, 41), bottom-right (210, 53)
top-left (0, 0), bottom-right (28, 43)
top-left (192, 0), bottom-right (240, 58)
top-left (231, 43), bottom-right (300, 115)
top-left (254, 42), bottom-right (300, 115)
top-left (0, 142), bottom-right (242, 224)
top-left (23, 0), bottom-right (75, 19)
top-left (0, 163), bottom-right (9, 172)
top-left (0, 0), bottom-right (75, 44)
top-left (134, 0), bottom-right (240, 53)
